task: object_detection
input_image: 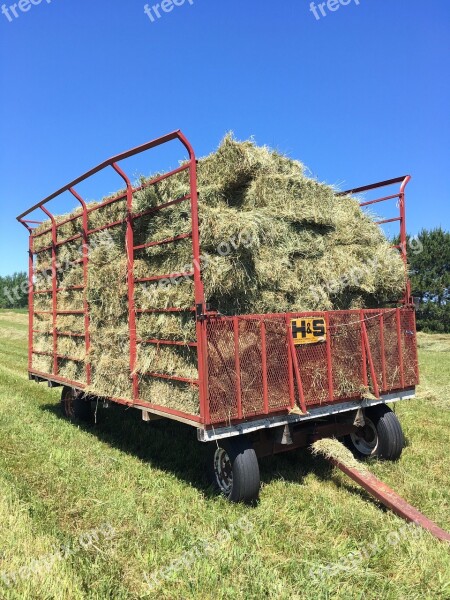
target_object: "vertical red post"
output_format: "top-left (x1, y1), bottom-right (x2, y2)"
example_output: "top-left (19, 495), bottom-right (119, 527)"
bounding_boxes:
top-left (399, 177), bottom-right (412, 304)
top-left (179, 132), bottom-right (209, 425)
top-left (260, 320), bottom-right (269, 414)
top-left (324, 312), bottom-right (334, 402)
top-left (285, 316), bottom-right (296, 410)
top-left (360, 310), bottom-right (368, 388)
top-left (112, 163), bottom-right (139, 401)
top-left (233, 317), bottom-right (243, 420)
top-left (379, 313), bottom-right (387, 391)
top-left (70, 188), bottom-right (92, 385)
top-left (396, 308), bottom-right (405, 388)
top-left (40, 206), bottom-right (58, 376)
top-left (27, 230), bottom-right (34, 372)
top-left (286, 314), bottom-right (307, 414)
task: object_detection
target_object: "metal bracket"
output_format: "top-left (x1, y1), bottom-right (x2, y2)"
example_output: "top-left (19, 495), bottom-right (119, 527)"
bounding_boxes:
top-left (353, 407), bottom-right (365, 428)
top-left (274, 424), bottom-right (293, 445)
top-left (196, 303), bottom-right (211, 321)
top-left (48, 380), bottom-right (62, 388)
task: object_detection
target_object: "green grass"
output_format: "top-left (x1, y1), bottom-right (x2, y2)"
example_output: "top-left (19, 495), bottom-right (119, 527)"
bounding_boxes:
top-left (0, 310), bottom-right (449, 599)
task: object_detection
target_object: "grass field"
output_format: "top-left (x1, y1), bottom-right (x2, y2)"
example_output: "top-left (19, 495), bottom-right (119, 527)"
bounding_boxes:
top-left (0, 310), bottom-right (448, 599)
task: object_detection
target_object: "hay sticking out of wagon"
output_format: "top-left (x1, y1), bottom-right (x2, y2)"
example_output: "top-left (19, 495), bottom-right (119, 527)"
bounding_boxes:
top-left (30, 133), bottom-right (407, 416)
top-left (311, 438), bottom-right (369, 474)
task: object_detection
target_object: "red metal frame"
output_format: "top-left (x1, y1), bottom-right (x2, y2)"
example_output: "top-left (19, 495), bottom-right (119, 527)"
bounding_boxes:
top-left (337, 175), bottom-right (412, 304)
top-left (68, 187), bottom-right (92, 384)
top-left (18, 135), bottom-right (417, 430)
top-left (204, 308), bottom-right (418, 425)
top-left (361, 316), bottom-right (380, 399)
top-left (18, 130), bottom-right (208, 425)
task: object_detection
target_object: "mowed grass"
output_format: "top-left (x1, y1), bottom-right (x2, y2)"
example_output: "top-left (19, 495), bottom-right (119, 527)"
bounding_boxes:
top-left (0, 311), bottom-right (448, 599)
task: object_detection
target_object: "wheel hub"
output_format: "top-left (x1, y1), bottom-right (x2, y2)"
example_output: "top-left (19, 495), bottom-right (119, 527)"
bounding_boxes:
top-left (350, 418), bottom-right (378, 456)
top-left (213, 447), bottom-right (233, 495)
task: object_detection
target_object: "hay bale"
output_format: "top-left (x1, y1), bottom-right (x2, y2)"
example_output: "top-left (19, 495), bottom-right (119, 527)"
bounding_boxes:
top-left (57, 336), bottom-right (86, 361)
top-left (138, 378), bottom-right (200, 415)
top-left (57, 315), bottom-right (85, 333)
top-left (87, 326), bottom-right (131, 398)
top-left (33, 334), bottom-right (51, 354)
top-left (136, 344), bottom-right (198, 379)
top-left (58, 359), bottom-right (86, 382)
top-left (34, 313), bottom-right (52, 333)
top-left (32, 353), bottom-right (53, 374)
top-left (244, 174), bottom-right (335, 227)
top-left (136, 312), bottom-right (196, 342)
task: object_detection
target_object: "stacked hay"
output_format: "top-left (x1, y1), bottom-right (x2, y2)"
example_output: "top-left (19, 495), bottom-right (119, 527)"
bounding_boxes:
top-left (31, 134), bottom-right (406, 416)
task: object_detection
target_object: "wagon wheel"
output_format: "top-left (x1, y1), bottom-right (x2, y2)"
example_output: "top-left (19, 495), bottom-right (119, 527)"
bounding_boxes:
top-left (208, 436), bottom-right (260, 503)
top-left (346, 404), bottom-right (404, 461)
top-left (61, 386), bottom-right (92, 422)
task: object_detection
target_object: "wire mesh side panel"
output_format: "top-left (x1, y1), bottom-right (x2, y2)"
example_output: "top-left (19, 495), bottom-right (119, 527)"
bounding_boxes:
top-left (400, 309), bottom-right (419, 387)
top-left (206, 316), bottom-right (291, 424)
top-left (205, 308), bottom-right (418, 426)
top-left (206, 319), bottom-right (239, 423)
top-left (238, 319), bottom-right (264, 418)
top-left (329, 312), bottom-right (364, 401)
top-left (381, 311), bottom-right (402, 391)
top-left (293, 318), bottom-right (328, 407)
top-left (364, 313), bottom-right (384, 393)
top-left (265, 318), bottom-right (291, 410)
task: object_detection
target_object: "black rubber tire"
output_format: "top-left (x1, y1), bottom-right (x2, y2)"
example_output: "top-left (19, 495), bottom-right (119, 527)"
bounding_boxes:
top-left (346, 405), bottom-right (404, 461)
top-left (61, 386), bottom-right (92, 422)
top-left (208, 436), bottom-right (260, 504)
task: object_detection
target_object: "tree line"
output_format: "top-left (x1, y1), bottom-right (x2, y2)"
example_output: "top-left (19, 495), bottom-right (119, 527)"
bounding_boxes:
top-left (406, 228), bottom-right (449, 333)
top-left (0, 272), bottom-right (28, 309)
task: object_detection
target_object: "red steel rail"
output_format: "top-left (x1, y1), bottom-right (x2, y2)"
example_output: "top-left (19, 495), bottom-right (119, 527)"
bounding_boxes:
top-left (337, 175), bottom-right (412, 304)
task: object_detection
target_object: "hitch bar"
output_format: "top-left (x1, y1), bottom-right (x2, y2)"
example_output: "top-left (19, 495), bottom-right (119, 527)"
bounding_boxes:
top-left (329, 458), bottom-right (450, 543)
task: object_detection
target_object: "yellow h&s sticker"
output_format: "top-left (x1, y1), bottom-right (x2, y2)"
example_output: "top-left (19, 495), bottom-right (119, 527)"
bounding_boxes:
top-left (291, 318), bottom-right (327, 345)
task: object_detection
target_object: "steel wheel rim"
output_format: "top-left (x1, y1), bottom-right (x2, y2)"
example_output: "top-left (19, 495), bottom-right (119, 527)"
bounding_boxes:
top-left (350, 418), bottom-right (378, 456)
top-left (213, 448), bottom-right (233, 495)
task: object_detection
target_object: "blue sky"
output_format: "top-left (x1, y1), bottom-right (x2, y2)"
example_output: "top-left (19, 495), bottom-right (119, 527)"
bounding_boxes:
top-left (0, 0), bottom-right (449, 275)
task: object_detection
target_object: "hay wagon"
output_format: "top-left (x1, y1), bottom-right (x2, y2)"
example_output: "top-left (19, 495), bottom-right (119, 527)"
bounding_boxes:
top-left (18, 131), bottom-right (419, 503)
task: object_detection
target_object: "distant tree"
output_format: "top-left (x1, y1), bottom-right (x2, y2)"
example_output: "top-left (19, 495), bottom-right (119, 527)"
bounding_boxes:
top-left (0, 272), bottom-right (29, 309)
top-left (403, 228), bottom-right (450, 333)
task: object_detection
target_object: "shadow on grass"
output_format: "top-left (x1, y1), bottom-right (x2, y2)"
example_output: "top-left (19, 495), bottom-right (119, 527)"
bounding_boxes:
top-left (39, 400), bottom-right (394, 512)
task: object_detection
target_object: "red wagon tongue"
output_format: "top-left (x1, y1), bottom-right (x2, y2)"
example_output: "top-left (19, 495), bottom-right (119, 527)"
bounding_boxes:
top-left (328, 457), bottom-right (450, 544)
